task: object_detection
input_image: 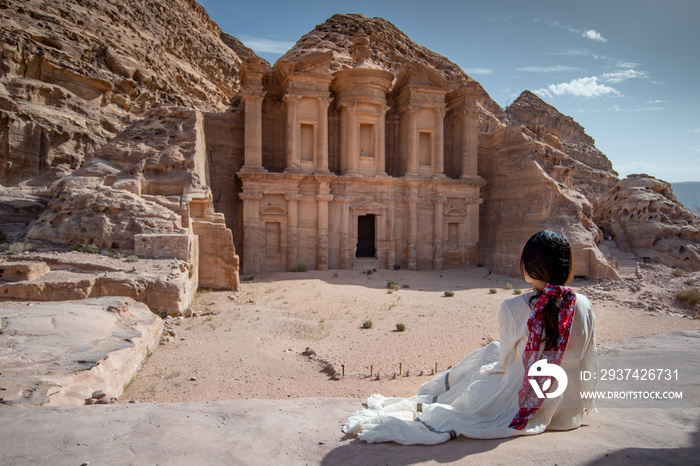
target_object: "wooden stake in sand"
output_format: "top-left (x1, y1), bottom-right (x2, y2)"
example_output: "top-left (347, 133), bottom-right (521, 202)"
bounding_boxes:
top-left (342, 364), bottom-right (345, 377)
top-left (435, 362), bottom-right (438, 374)
top-left (399, 362), bottom-right (402, 375)
top-left (370, 364), bottom-right (373, 377)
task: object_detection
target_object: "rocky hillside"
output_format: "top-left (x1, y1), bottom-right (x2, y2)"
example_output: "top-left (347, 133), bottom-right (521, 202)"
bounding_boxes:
top-left (0, 0), bottom-right (256, 185)
top-left (594, 175), bottom-right (700, 270)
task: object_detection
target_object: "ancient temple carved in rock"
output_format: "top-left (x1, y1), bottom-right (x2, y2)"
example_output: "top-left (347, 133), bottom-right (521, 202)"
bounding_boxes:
top-left (236, 34), bottom-right (484, 274)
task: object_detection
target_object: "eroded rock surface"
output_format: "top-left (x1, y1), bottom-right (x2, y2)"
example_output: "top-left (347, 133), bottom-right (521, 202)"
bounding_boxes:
top-left (594, 174), bottom-right (700, 270)
top-left (0, 296), bottom-right (163, 407)
top-left (0, 0), bottom-right (255, 184)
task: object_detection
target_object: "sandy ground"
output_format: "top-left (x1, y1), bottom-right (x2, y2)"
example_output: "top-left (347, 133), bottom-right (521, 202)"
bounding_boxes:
top-left (122, 264), bottom-right (700, 403)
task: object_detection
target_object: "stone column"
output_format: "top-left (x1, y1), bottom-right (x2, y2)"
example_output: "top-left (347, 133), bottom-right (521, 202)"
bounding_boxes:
top-left (239, 191), bottom-right (263, 273)
top-left (315, 97), bottom-right (332, 174)
top-left (405, 105), bottom-right (419, 176)
top-left (316, 192), bottom-right (334, 270)
top-left (284, 95), bottom-right (301, 173)
top-left (386, 198), bottom-right (396, 268)
top-left (345, 103), bottom-right (360, 176)
top-left (376, 105), bottom-right (388, 176)
top-left (461, 108), bottom-right (478, 178)
top-left (433, 108), bottom-right (446, 178)
top-left (432, 196), bottom-right (446, 270)
top-left (285, 193), bottom-right (302, 269)
top-left (336, 195), bottom-right (353, 268)
top-left (406, 186), bottom-right (419, 270)
top-left (240, 90), bottom-right (267, 173)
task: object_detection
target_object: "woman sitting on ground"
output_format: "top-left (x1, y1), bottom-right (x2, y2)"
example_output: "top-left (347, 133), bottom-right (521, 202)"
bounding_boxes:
top-left (343, 230), bottom-right (598, 445)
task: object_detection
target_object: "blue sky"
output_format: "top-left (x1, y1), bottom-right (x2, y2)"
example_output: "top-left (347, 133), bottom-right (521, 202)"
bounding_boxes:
top-left (198, 0), bottom-right (700, 183)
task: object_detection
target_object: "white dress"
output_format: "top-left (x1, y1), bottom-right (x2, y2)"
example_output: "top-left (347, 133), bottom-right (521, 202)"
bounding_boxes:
top-left (343, 291), bottom-right (598, 445)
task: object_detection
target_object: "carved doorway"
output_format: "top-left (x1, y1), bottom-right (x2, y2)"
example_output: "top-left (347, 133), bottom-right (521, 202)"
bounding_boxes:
top-left (356, 214), bottom-right (376, 258)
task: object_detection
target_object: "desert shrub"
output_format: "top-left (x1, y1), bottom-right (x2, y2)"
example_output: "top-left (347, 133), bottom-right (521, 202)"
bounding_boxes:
top-left (387, 281), bottom-right (400, 291)
top-left (444, 290), bottom-right (455, 297)
top-left (505, 283), bottom-right (513, 290)
top-left (489, 288), bottom-right (498, 294)
top-left (673, 268), bottom-right (685, 277)
top-left (80, 243), bottom-right (100, 254)
top-left (362, 319), bottom-right (373, 329)
top-left (685, 279), bottom-right (696, 286)
top-left (513, 289), bottom-right (523, 295)
top-left (5, 242), bottom-right (35, 255)
top-left (125, 255), bottom-right (139, 262)
top-left (396, 323), bottom-right (406, 332)
top-left (0, 231), bottom-right (7, 244)
top-left (113, 252), bottom-right (124, 259)
top-left (290, 264), bottom-right (308, 272)
top-left (677, 288), bottom-right (700, 306)
top-left (241, 275), bottom-right (255, 282)
top-left (402, 284), bottom-right (410, 289)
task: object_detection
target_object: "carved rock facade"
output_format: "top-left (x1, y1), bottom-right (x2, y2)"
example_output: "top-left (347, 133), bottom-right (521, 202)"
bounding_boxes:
top-left (235, 35), bottom-right (484, 273)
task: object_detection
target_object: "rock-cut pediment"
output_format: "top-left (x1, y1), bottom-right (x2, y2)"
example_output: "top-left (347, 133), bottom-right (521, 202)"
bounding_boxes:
top-left (393, 62), bottom-right (451, 93)
top-left (444, 205), bottom-right (466, 217)
top-left (260, 203), bottom-right (288, 215)
top-left (350, 199), bottom-right (388, 212)
top-left (276, 51), bottom-right (334, 77)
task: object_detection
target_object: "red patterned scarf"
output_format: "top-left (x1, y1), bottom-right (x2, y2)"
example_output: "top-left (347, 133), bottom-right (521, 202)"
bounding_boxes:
top-left (509, 284), bottom-right (576, 430)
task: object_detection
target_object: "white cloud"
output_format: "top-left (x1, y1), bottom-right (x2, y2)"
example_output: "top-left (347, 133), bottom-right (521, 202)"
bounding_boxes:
top-left (582, 29), bottom-right (607, 42)
top-left (517, 65), bottom-right (579, 73)
top-left (465, 68), bottom-right (494, 75)
top-left (537, 77), bottom-right (620, 98)
top-left (237, 35), bottom-right (295, 54)
top-left (601, 69), bottom-right (647, 83)
top-left (693, 128), bottom-right (700, 133)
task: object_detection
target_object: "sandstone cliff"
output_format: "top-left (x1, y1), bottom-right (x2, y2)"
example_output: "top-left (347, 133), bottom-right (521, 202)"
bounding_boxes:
top-left (594, 174), bottom-right (700, 270)
top-left (0, 0), bottom-right (256, 185)
top-left (26, 104), bottom-right (239, 290)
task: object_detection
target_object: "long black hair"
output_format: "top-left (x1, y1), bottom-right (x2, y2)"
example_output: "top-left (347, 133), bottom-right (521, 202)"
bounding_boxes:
top-left (520, 230), bottom-right (573, 347)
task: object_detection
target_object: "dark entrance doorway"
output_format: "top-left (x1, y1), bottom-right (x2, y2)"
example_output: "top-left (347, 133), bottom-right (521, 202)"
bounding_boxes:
top-left (356, 214), bottom-right (376, 258)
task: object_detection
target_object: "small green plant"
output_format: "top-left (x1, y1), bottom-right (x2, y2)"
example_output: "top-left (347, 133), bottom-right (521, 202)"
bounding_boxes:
top-left (513, 289), bottom-right (523, 295)
top-left (125, 255), bottom-right (139, 262)
top-left (290, 264), bottom-right (308, 272)
top-left (362, 319), bottom-right (373, 329)
top-left (489, 288), bottom-right (498, 294)
top-left (402, 284), bottom-right (410, 289)
top-left (444, 290), bottom-right (455, 297)
top-left (387, 281), bottom-right (400, 291)
top-left (505, 283), bottom-right (513, 290)
top-left (113, 252), bottom-right (124, 259)
top-left (396, 323), bottom-right (406, 332)
top-left (673, 268), bottom-right (685, 278)
top-left (241, 275), bottom-right (255, 281)
top-left (80, 243), bottom-right (100, 254)
top-left (677, 288), bottom-right (700, 306)
top-left (123, 374), bottom-right (137, 392)
top-left (362, 269), bottom-right (374, 276)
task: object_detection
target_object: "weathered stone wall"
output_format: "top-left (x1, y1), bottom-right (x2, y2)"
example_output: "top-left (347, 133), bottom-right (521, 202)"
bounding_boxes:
top-left (202, 112), bottom-right (245, 258)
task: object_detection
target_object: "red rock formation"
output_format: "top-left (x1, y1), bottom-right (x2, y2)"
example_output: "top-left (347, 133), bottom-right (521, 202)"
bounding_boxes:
top-left (26, 105), bottom-right (239, 290)
top-left (0, 0), bottom-right (255, 184)
top-left (594, 174), bottom-right (700, 270)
